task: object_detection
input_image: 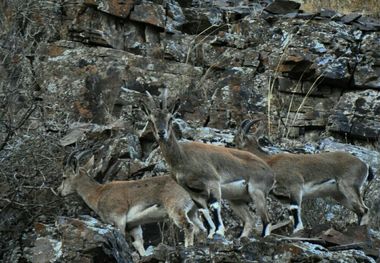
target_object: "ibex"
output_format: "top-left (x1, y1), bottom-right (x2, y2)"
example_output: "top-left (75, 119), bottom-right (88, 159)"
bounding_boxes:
top-left (139, 89), bottom-right (275, 239)
top-left (234, 119), bottom-right (375, 232)
top-left (58, 151), bottom-right (206, 256)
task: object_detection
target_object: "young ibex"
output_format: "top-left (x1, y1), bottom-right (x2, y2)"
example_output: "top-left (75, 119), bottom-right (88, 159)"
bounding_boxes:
top-left (58, 151), bottom-right (206, 256)
top-left (234, 119), bottom-right (375, 232)
top-left (140, 89), bottom-right (275, 239)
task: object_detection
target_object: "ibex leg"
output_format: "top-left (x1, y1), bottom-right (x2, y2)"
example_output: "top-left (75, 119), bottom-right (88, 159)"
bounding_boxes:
top-left (229, 201), bottom-right (255, 238)
top-left (130, 225), bottom-right (146, 256)
top-left (208, 186), bottom-right (225, 237)
top-left (248, 185), bottom-right (272, 236)
top-left (335, 183), bottom-right (370, 225)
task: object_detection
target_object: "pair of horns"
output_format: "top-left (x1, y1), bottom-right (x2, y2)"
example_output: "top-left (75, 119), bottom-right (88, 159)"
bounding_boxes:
top-left (240, 119), bottom-right (263, 134)
top-left (145, 88), bottom-right (169, 110)
top-left (66, 149), bottom-right (93, 170)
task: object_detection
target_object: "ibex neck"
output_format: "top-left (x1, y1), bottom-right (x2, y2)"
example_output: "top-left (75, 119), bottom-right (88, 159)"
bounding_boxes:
top-left (75, 175), bottom-right (102, 212)
top-left (245, 140), bottom-right (270, 160)
top-left (158, 131), bottom-right (185, 168)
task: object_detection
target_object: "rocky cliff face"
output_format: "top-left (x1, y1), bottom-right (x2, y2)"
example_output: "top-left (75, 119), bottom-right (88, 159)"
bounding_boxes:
top-left (1, 0), bottom-right (379, 262)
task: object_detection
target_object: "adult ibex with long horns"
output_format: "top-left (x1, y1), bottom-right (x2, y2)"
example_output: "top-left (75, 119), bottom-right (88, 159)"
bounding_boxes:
top-left (139, 89), bottom-right (275, 239)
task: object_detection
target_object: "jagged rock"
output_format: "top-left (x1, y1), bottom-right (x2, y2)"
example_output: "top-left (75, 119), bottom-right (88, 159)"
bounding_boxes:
top-left (166, 0), bottom-right (187, 33)
top-left (162, 30), bottom-right (250, 65)
top-left (341, 13), bottom-right (362, 24)
top-left (354, 16), bottom-right (380, 31)
top-left (124, 21), bottom-right (146, 52)
top-left (198, 45), bottom-right (246, 68)
top-left (65, 4), bottom-right (128, 49)
top-left (84, 0), bottom-right (135, 18)
top-left (314, 225), bottom-right (380, 258)
top-left (33, 41), bottom-right (202, 125)
top-left (204, 67), bottom-right (268, 128)
top-left (130, 2), bottom-right (166, 28)
top-left (316, 56), bottom-right (352, 86)
top-left (277, 93), bottom-right (339, 128)
top-left (59, 121), bottom-right (126, 146)
top-left (220, 5), bottom-right (261, 21)
top-left (182, 7), bottom-right (224, 34)
top-left (354, 32), bottom-right (380, 89)
top-left (210, 31), bottom-right (247, 49)
top-left (277, 76), bottom-right (339, 97)
top-left (140, 237), bottom-right (378, 262)
top-left (161, 33), bottom-right (194, 62)
top-left (264, 0), bottom-right (300, 15)
top-left (269, 20), bottom-right (355, 86)
top-left (239, 16), bottom-right (273, 46)
top-left (58, 216), bottom-right (133, 262)
top-left (175, 120), bottom-right (235, 144)
top-left (176, 0), bottom-right (193, 8)
top-left (328, 89), bottom-right (380, 139)
top-left (276, 53), bottom-right (315, 79)
top-left (26, 237), bottom-right (62, 263)
top-left (22, 217), bottom-right (133, 263)
top-left (319, 8), bottom-right (339, 19)
top-left (24, 213), bottom-right (379, 263)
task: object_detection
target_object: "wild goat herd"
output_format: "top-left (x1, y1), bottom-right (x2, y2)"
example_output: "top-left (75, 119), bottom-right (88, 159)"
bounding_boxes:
top-left (58, 90), bottom-right (375, 256)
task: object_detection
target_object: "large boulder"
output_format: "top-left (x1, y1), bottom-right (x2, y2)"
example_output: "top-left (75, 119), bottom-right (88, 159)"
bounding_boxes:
top-left (328, 89), bottom-right (380, 139)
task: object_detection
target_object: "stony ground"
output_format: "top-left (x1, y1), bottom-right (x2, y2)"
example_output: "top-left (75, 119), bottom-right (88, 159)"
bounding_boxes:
top-left (0, 0), bottom-right (379, 262)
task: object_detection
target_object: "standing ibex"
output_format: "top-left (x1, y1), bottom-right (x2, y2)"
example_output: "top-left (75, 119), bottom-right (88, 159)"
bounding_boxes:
top-left (139, 89), bottom-right (275, 239)
top-left (234, 119), bottom-right (375, 232)
top-left (58, 151), bottom-right (206, 256)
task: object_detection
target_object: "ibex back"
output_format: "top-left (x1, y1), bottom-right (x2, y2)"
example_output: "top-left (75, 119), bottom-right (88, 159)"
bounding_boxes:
top-left (58, 151), bottom-right (205, 256)
top-left (140, 89), bottom-right (275, 239)
top-left (234, 119), bottom-right (375, 232)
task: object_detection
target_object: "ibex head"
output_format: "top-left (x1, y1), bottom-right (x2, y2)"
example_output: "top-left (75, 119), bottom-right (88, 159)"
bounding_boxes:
top-left (140, 88), bottom-right (181, 142)
top-left (58, 150), bottom-right (94, 196)
top-left (234, 119), bottom-right (263, 148)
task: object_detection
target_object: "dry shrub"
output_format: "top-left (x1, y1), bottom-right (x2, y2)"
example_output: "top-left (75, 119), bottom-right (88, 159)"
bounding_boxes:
top-left (0, 0), bottom-right (64, 260)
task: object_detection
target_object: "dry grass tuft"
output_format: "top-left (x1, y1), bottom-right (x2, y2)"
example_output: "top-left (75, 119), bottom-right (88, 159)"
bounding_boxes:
top-left (301, 0), bottom-right (380, 17)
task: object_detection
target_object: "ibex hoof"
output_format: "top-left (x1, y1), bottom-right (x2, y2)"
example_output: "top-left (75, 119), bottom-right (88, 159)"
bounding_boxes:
top-left (213, 233), bottom-right (224, 240)
top-left (359, 213), bottom-right (370, 225)
top-left (212, 234), bottom-right (232, 245)
top-left (240, 236), bottom-right (256, 244)
top-left (292, 227), bottom-right (305, 237)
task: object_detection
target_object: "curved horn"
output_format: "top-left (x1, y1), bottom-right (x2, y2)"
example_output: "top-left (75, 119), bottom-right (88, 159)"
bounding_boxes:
top-left (237, 119), bottom-right (251, 135)
top-left (145, 91), bottom-right (156, 108)
top-left (65, 149), bottom-right (81, 167)
top-left (73, 149), bottom-right (93, 171)
top-left (240, 119), bottom-right (251, 130)
top-left (75, 149), bottom-right (93, 161)
top-left (162, 88), bottom-right (168, 110)
top-left (243, 119), bottom-right (262, 134)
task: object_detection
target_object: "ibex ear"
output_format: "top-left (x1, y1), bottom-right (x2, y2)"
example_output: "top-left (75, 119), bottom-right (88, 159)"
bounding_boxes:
top-left (139, 100), bottom-right (151, 116)
top-left (245, 119), bottom-right (262, 134)
top-left (238, 119), bottom-right (250, 136)
top-left (79, 156), bottom-right (94, 176)
top-left (171, 98), bottom-right (181, 115)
